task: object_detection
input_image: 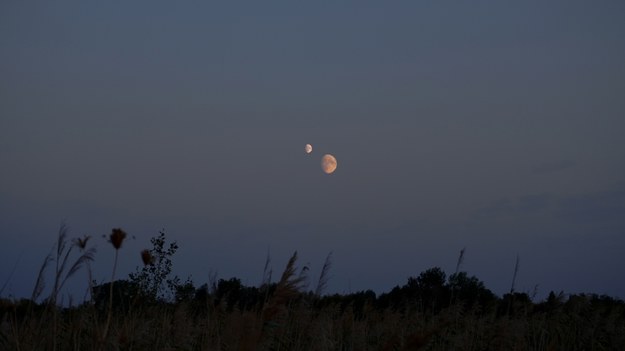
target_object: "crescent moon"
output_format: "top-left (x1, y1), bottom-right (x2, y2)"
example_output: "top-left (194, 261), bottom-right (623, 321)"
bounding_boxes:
top-left (321, 154), bottom-right (337, 174)
top-left (305, 144), bottom-right (313, 154)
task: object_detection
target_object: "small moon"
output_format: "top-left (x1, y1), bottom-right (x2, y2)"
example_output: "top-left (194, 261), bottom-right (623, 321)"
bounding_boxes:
top-left (321, 154), bottom-right (337, 174)
top-left (305, 144), bottom-right (313, 154)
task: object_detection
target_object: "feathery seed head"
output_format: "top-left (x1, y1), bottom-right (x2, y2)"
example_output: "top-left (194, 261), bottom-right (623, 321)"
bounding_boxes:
top-left (141, 249), bottom-right (154, 265)
top-left (109, 228), bottom-right (127, 250)
top-left (74, 235), bottom-right (91, 250)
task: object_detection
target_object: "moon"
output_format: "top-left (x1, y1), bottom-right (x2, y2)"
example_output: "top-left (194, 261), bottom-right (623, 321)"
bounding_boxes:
top-left (321, 154), bottom-right (337, 174)
top-left (305, 143), bottom-right (312, 154)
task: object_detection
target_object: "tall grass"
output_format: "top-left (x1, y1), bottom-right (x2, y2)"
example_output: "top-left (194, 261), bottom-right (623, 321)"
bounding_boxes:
top-left (16, 223), bottom-right (96, 351)
top-left (1, 229), bottom-right (624, 350)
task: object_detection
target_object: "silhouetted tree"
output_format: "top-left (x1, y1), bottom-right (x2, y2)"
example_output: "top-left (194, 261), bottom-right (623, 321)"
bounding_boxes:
top-left (415, 267), bottom-right (449, 312)
top-left (448, 271), bottom-right (496, 308)
top-left (215, 277), bottom-right (242, 311)
top-left (92, 279), bottom-right (140, 311)
top-left (174, 278), bottom-right (196, 303)
top-left (376, 285), bottom-right (404, 311)
top-left (499, 292), bottom-right (532, 317)
top-left (214, 277), bottom-right (264, 311)
top-left (194, 283), bottom-right (210, 301)
top-left (347, 290), bottom-right (376, 318)
top-left (535, 290), bottom-right (565, 313)
top-left (129, 230), bottom-right (181, 302)
top-left (376, 267), bottom-right (452, 312)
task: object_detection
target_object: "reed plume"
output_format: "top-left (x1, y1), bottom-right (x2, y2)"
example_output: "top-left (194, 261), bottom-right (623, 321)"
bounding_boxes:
top-left (315, 251), bottom-right (333, 297)
top-left (101, 228), bottom-right (127, 348)
top-left (141, 249), bottom-right (154, 266)
top-left (260, 252), bottom-right (307, 335)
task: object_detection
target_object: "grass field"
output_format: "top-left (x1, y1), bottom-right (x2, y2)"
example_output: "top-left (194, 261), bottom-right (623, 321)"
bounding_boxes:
top-left (1, 228), bottom-right (623, 350)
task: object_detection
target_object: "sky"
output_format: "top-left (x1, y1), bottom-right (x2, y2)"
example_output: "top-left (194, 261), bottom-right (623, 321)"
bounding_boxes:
top-left (1, 1), bottom-right (625, 302)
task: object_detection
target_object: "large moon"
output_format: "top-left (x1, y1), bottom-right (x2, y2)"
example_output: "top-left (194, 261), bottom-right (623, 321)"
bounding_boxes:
top-left (321, 154), bottom-right (337, 174)
top-left (305, 143), bottom-right (312, 154)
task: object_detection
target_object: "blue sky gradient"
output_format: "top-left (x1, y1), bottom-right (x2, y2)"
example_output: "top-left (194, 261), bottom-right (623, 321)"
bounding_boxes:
top-left (1, 1), bottom-right (625, 301)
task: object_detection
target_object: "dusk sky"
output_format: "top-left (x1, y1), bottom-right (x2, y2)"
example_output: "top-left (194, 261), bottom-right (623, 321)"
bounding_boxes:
top-left (1, 1), bottom-right (625, 301)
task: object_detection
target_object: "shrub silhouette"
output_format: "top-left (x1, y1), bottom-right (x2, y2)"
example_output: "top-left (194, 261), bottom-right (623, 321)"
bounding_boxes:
top-left (215, 277), bottom-right (264, 311)
top-left (128, 230), bottom-right (181, 302)
top-left (91, 280), bottom-right (141, 312)
top-left (448, 271), bottom-right (496, 308)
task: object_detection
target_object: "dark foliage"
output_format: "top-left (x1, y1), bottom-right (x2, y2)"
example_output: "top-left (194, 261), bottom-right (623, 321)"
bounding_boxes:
top-left (128, 230), bottom-right (181, 302)
top-left (91, 280), bottom-right (141, 312)
top-left (3, 264), bottom-right (625, 350)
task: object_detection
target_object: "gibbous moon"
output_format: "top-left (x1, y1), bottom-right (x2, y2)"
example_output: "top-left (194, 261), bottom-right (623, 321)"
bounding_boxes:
top-left (321, 154), bottom-right (337, 174)
top-left (305, 144), bottom-right (313, 154)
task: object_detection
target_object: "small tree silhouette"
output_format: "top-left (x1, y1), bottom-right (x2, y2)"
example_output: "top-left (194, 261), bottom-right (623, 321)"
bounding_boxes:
top-left (129, 230), bottom-right (181, 302)
top-left (448, 271), bottom-right (495, 307)
top-left (416, 267), bottom-right (449, 312)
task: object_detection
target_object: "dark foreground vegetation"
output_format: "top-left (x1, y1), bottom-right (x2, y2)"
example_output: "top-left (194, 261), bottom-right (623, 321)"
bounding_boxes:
top-left (1, 227), bottom-right (624, 350)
